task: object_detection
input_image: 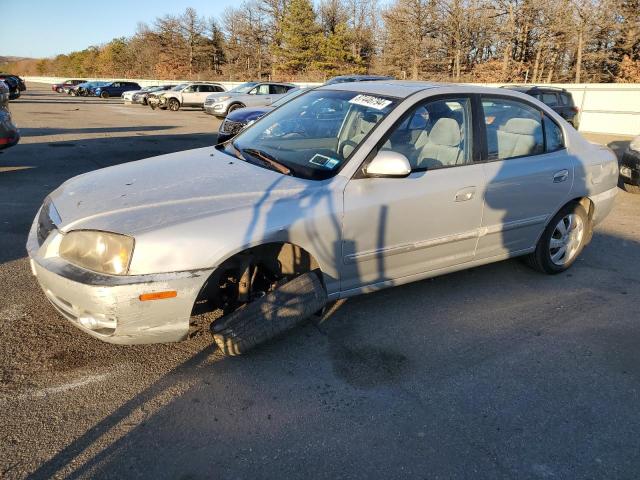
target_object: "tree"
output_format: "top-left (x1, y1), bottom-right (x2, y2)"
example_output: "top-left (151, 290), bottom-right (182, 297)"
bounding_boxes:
top-left (272, 0), bottom-right (322, 75)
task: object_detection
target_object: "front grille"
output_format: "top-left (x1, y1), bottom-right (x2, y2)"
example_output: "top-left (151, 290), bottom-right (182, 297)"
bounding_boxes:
top-left (36, 199), bottom-right (58, 246)
top-left (220, 119), bottom-right (245, 135)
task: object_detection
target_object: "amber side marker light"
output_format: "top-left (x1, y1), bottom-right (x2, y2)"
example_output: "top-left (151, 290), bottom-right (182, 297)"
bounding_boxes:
top-left (139, 291), bottom-right (177, 301)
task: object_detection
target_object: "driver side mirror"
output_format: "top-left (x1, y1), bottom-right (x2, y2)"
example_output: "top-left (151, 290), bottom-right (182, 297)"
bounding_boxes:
top-left (365, 151), bottom-right (412, 178)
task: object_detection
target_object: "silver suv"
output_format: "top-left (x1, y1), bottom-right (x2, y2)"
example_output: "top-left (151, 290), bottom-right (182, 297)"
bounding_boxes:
top-left (155, 82), bottom-right (226, 111)
top-left (204, 81), bottom-right (296, 117)
top-left (28, 82), bottom-right (618, 355)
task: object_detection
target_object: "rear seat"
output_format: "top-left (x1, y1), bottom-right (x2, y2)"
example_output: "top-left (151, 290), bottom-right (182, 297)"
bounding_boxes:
top-left (496, 118), bottom-right (544, 159)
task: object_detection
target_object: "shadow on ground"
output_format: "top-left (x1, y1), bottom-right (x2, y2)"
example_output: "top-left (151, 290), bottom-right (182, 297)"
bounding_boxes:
top-left (25, 225), bottom-right (640, 480)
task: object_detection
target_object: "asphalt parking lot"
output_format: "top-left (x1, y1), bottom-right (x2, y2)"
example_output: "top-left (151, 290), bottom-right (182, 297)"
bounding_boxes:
top-left (1, 84), bottom-right (639, 479)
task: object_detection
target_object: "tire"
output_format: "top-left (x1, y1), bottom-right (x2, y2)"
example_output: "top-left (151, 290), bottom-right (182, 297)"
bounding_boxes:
top-left (56, 87), bottom-right (63, 93)
top-left (226, 103), bottom-right (245, 115)
top-left (100, 91), bottom-right (109, 99)
top-left (525, 202), bottom-right (589, 274)
top-left (211, 271), bottom-right (327, 356)
top-left (622, 182), bottom-right (640, 194)
top-left (168, 98), bottom-right (180, 111)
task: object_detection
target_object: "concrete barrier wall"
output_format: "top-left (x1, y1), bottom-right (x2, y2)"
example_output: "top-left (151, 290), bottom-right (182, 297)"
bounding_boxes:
top-left (22, 76), bottom-right (640, 137)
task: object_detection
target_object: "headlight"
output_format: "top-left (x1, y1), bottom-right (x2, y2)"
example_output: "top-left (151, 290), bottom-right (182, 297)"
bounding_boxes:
top-left (59, 230), bottom-right (134, 275)
top-left (630, 137), bottom-right (640, 152)
top-left (216, 96), bottom-right (230, 102)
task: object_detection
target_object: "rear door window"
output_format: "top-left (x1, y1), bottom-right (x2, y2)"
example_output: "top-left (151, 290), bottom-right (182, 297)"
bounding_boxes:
top-left (270, 85), bottom-right (290, 95)
top-left (481, 98), bottom-right (544, 160)
top-left (541, 93), bottom-right (558, 106)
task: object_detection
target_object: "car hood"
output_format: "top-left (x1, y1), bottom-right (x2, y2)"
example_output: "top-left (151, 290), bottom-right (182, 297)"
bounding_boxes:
top-left (49, 146), bottom-right (317, 235)
top-left (226, 106), bottom-right (272, 123)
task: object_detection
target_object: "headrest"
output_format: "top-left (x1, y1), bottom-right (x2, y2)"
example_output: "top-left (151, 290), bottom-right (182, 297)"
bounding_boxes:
top-left (429, 118), bottom-right (461, 146)
top-left (501, 118), bottom-right (541, 136)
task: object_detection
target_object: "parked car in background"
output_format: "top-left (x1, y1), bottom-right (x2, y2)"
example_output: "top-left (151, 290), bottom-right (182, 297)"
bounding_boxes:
top-left (27, 82), bottom-right (618, 354)
top-left (93, 81), bottom-right (142, 99)
top-left (52, 79), bottom-right (83, 93)
top-left (0, 81), bottom-right (19, 150)
top-left (501, 85), bottom-right (580, 129)
top-left (0, 75), bottom-right (21, 100)
top-left (204, 82), bottom-right (296, 118)
top-left (151, 82), bottom-right (226, 111)
top-left (131, 85), bottom-right (176, 105)
top-left (122, 86), bottom-right (158, 103)
top-left (1, 74), bottom-right (26, 92)
top-left (620, 135), bottom-right (640, 194)
top-left (217, 87), bottom-right (309, 143)
top-left (69, 81), bottom-right (108, 96)
top-left (325, 74), bottom-right (395, 85)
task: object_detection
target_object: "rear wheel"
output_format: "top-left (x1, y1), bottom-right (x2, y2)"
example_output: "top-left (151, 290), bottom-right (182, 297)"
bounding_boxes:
top-left (168, 98), bottom-right (180, 111)
top-left (525, 202), bottom-right (589, 274)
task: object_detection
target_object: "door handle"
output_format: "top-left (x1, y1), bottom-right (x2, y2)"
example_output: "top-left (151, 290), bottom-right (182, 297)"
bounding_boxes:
top-left (455, 187), bottom-right (476, 202)
top-left (553, 169), bottom-right (569, 183)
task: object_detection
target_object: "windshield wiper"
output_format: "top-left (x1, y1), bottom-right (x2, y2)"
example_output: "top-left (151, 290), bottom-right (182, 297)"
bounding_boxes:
top-left (241, 148), bottom-right (291, 175)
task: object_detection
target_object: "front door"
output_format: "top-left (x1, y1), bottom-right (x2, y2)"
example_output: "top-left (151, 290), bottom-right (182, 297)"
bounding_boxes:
top-left (476, 96), bottom-right (573, 259)
top-left (341, 96), bottom-right (485, 293)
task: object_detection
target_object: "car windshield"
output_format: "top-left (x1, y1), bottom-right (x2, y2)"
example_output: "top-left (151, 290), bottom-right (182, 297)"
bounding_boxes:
top-left (229, 82), bottom-right (258, 94)
top-left (225, 89), bottom-right (398, 180)
top-left (270, 88), bottom-right (308, 107)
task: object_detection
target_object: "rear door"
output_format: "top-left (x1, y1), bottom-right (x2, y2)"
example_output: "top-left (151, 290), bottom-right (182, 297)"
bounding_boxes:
top-left (196, 85), bottom-right (216, 105)
top-left (476, 96), bottom-right (573, 259)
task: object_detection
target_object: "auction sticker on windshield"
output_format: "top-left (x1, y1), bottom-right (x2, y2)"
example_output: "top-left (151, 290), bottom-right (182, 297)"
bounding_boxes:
top-left (309, 154), bottom-right (340, 169)
top-left (348, 94), bottom-right (392, 110)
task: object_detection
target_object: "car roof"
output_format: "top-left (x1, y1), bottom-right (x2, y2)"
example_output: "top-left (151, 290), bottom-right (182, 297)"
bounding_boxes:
top-left (320, 80), bottom-right (548, 101)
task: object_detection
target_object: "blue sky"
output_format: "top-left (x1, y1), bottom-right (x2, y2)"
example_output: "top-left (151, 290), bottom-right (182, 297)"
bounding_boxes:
top-left (1, 0), bottom-right (241, 58)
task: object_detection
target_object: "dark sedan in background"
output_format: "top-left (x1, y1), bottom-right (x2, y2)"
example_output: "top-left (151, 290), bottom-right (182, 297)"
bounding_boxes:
top-left (93, 81), bottom-right (141, 98)
top-left (0, 81), bottom-right (19, 150)
top-left (324, 74), bottom-right (395, 84)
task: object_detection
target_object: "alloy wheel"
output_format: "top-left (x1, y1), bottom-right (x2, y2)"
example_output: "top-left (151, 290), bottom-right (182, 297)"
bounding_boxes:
top-left (549, 213), bottom-right (584, 266)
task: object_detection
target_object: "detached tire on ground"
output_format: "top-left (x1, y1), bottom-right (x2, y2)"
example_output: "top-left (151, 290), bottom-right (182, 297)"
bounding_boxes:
top-left (211, 271), bottom-right (327, 356)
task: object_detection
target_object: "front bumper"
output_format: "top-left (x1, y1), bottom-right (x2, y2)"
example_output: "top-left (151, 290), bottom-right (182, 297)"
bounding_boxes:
top-left (26, 217), bottom-right (213, 345)
top-left (620, 149), bottom-right (640, 186)
top-left (204, 102), bottom-right (228, 117)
